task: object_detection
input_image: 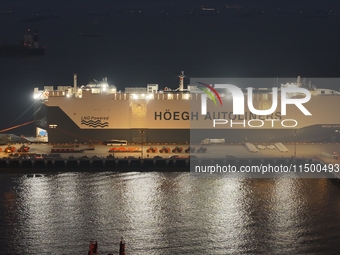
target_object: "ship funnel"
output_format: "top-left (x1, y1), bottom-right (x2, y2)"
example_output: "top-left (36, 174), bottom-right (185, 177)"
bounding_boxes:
top-left (33, 31), bottom-right (38, 48)
top-left (74, 73), bottom-right (77, 91)
top-left (179, 71), bottom-right (185, 91)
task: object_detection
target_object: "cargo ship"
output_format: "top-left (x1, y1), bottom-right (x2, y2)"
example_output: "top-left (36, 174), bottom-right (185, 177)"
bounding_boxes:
top-left (0, 29), bottom-right (45, 56)
top-left (33, 73), bottom-right (340, 144)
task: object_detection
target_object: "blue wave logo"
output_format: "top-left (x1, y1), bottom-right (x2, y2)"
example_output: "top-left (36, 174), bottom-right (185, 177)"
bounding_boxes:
top-left (81, 119), bottom-right (109, 128)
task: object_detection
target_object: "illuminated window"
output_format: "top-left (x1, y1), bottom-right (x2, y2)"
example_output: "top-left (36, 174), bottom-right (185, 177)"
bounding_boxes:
top-left (49, 124), bottom-right (57, 129)
top-left (183, 94), bottom-right (190, 99)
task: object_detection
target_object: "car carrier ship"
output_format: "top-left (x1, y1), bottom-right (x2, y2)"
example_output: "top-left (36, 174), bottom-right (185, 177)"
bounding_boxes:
top-left (33, 72), bottom-right (340, 144)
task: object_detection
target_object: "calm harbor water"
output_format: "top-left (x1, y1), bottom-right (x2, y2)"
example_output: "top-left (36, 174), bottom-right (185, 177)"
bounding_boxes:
top-left (0, 171), bottom-right (340, 254)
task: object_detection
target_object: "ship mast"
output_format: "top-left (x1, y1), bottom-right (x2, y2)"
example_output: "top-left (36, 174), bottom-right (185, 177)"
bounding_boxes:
top-left (179, 71), bottom-right (185, 91)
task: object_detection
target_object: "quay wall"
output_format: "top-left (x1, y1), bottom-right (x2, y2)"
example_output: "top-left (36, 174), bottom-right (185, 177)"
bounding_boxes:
top-left (0, 157), bottom-right (327, 174)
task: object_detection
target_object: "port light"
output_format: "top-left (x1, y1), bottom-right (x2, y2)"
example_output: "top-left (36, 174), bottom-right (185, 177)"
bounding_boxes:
top-left (146, 94), bottom-right (154, 100)
top-left (101, 83), bottom-right (108, 92)
top-left (130, 94), bottom-right (154, 100)
top-left (33, 93), bottom-right (42, 99)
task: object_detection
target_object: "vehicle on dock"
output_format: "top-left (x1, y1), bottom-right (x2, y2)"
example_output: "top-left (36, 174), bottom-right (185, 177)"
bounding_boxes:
top-left (159, 147), bottom-right (171, 153)
top-left (172, 146), bottom-right (183, 153)
top-left (108, 147), bottom-right (141, 152)
top-left (197, 146), bottom-right (208, 153)
top-left (146, 147), bottom-right (158, 153)
top-left (201, 138), bottom-right (225, 145)
top-left (17, 145), bottom-right (30, 152)
top-left (185, 146), bottom-right (196, 153)
top-left (4, 145), bottom-right (15, 153)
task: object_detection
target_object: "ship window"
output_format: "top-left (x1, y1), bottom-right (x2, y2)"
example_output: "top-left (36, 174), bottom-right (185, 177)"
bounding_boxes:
top-left (167, 94), bottom-right (173, 100)
top-left (182, 94), bottom-right (190, 100)
top-left (49, 124), bottom-right (57, 129)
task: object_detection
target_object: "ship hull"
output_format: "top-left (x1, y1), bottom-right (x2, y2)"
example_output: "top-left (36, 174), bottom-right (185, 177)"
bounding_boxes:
top-left (34, 75), bottom-right (340, 144)
top-left (38, 106), bottom-right (340, 144)
top-left (0, 46), bottom-right (45, 56)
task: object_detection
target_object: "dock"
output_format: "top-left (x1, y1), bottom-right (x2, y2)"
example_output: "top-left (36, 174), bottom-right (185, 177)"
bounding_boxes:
top-left (0, 143), bottom-right (340, 179)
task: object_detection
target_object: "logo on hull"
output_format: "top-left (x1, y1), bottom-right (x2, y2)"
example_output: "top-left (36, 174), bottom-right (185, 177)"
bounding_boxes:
top-left (81, 116), bottom-right (109, 128)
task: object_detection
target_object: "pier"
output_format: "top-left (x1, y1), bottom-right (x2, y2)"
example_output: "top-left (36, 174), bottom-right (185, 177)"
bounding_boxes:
top-left (0, 156), bottom-right (326, 174)
top-left (0, 143), bottom-right (339, 179)
top-left (0, 157), bottom-right (190, 172)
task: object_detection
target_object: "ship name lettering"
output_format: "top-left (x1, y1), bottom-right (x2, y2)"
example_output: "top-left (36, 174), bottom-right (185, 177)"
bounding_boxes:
top-left (154, 111), bottom-right (195, 121)
top-left (173, 111), bottom-right (180, 120)
top-left (181, 112), bottom-right (189, 120)
top-left (191, 112), bottom-right (198, 121)
top-left (163, 111), bottom-right (171, 120)
top-left (204, 112), bottom-right (211, 120)
top-left (206, 112), bottom-right (282, 121)
top-left (221, 112), bottom-right (228, 119)
top-left (229, 112), bottom-right (236, 120)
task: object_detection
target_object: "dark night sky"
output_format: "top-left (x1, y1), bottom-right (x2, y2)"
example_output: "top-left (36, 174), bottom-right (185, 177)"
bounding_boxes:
top-left (0, 0), bottom-right (340, 135)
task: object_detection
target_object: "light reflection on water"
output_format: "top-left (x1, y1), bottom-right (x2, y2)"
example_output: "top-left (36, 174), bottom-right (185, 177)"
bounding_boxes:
top-left (0, 172), bottom-right (339, 254)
